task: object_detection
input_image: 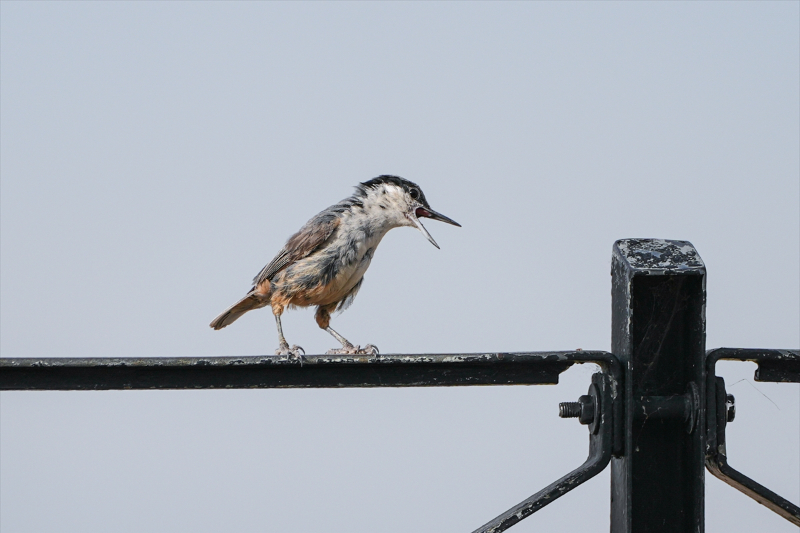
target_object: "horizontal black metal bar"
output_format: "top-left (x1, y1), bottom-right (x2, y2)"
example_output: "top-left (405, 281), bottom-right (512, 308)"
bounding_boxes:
top-left (0, 351), bottom-right (617, 391)
top-left (707, 347), bottom-right (800, 383)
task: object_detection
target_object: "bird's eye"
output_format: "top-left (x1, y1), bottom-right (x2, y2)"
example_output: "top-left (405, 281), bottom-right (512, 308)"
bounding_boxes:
top-left (409, 188), bottom-right (419, 200)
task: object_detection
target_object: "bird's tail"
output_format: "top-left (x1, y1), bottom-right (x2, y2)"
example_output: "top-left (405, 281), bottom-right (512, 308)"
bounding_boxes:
top-left (209, 290), bottom-right (270, 330)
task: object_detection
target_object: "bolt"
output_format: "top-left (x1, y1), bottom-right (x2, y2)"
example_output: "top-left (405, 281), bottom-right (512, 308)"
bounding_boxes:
top-left (726, 394), bottom-right (736, 423)
top-left (559, 402), bottom-right (582, 418)
top-left (559, 394), bottom-right (595, 425)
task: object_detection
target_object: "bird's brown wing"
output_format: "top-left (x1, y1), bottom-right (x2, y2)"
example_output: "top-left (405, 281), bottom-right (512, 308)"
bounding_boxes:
top-left (252, 212), bottom-right (340, 286)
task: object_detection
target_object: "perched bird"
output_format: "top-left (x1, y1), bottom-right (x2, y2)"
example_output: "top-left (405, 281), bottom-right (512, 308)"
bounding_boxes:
top-left (209, 175), bottom-right (460, 356)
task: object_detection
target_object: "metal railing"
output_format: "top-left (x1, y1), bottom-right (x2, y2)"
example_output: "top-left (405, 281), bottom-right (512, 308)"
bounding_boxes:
top-left (2, 239), bottom-right (798, 532)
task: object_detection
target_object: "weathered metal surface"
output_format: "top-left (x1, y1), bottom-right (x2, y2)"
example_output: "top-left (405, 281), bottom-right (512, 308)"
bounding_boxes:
top-left (705, 347), bottom-right (800, 383)
top-left (705, 349), bottom-right (800, 525)
top-left (610, 239), bottom-right (706, 533)
top-left (472, 372), bottom-right (614, 533)
top-left (0, 351), bottom-right (615, 391)
top-left (613, 238), bottom-right (705, 275)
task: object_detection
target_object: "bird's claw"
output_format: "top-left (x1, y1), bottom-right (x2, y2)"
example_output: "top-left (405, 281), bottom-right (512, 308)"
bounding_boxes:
top-left (326, 343), bottom-right (380, 356)
top-left (276, 343), bottom-right (305, 359)
top-left (363, 344), bottom-right (380, 356)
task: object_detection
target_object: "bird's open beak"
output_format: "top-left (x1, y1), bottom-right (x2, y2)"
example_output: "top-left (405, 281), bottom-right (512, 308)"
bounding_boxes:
top-left (409, 206), bottom-right (461, 249)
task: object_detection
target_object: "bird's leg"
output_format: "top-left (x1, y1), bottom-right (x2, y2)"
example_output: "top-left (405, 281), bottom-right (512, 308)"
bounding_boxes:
top-left (315, 305), bottom-right (379, 356)
top-left (324, 326), bottom-right (380, 356)
top-left (325, 325), bottom-right (354, 349)
top-left (273, 306), bottom-right (304, 358)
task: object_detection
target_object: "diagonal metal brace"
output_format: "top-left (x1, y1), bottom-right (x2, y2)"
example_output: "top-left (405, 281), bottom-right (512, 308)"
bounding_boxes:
top-left (472, 371), bottom-right (615, 533)
top-left (705, 348), bottom-right (800, 526)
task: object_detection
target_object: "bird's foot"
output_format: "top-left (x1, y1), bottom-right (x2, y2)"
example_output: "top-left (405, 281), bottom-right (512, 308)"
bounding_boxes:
top-left (326, 343), bottom-right (380, 356)
top-left (275, 343), bottom-right (305, 359)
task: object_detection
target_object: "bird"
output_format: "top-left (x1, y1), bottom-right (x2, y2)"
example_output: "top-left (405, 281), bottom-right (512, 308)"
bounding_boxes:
top-left (209, 175), bottom-right (460, 356)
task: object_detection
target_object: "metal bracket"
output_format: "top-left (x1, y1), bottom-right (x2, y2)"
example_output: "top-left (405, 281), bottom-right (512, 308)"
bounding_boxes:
top-left (1, 350), bottom-right (622, 533)
top-left (471, 371), bottom-right (616, 533)
top-left (705, 348), bottom-right (800, 526)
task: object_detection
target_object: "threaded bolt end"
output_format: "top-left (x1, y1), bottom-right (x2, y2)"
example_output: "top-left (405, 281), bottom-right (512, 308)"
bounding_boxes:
top-left (559, 402), bottom-right (581, 418)
top-left (726, 394), bottom-right (736, 422)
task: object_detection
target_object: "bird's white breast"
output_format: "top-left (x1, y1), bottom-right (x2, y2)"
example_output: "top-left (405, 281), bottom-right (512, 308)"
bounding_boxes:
top-left (319, 212), bottom-right (388, 302)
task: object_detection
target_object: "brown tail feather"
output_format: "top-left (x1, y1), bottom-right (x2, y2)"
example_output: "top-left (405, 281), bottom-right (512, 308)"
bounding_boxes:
top-left (209, 292), bottom-right (270, 330)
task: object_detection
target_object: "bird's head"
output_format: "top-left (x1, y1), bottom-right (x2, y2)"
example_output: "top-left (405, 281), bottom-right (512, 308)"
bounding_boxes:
top-left (354, 175), bottom-right (461, 248)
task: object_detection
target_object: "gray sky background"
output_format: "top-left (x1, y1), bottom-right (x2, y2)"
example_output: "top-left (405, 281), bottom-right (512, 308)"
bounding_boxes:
top-left (1, 2), bottom-right (798, 532)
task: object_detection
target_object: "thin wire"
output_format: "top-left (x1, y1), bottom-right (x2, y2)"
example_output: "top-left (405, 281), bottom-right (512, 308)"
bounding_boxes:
top-left (728, 378), bottom-right (780, 411)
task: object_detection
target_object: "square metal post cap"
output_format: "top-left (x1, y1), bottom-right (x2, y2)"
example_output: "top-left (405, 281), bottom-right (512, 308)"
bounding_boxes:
top-left (613, 239), bottom-right (705, 275)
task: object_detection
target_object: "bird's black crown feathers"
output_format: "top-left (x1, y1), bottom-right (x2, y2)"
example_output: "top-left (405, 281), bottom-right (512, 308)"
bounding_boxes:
top-left (356, 175), bottom-right (431, 208)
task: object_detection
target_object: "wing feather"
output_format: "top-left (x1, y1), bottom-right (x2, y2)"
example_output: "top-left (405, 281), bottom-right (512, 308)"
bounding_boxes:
top-left (253, 212), bottom-right (340, 285)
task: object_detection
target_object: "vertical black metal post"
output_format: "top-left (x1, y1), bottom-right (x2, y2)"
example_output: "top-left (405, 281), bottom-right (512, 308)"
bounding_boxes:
top-left (611, 239), bottom-right (706, 533)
